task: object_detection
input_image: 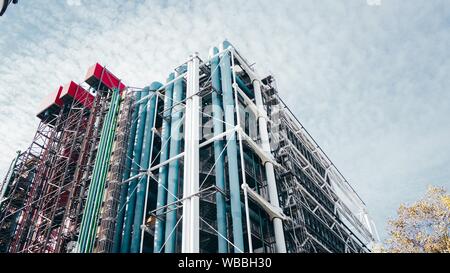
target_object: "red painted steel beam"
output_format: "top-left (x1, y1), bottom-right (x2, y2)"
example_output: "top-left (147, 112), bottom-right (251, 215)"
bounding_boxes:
top-left (60, 81), bottom-right (95, 109)
top-left (85, 63), bottom-right (126, 92)
top-left (36, 86), bottom-right (63, 120)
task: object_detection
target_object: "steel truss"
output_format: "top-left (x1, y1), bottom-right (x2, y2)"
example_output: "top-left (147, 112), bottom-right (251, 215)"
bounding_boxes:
top-left (10, 115), bottom-right (64, 252)
top-left (0, 121), bottom-right (55, 252)
top-left (54, 90), bottom-right (111, 253)
top-left (13, 87), bottom-right (94, 253)
top-left (261, 76), bottom-right (377, 252)
top-left (1, 82), bottom-right (113, 253)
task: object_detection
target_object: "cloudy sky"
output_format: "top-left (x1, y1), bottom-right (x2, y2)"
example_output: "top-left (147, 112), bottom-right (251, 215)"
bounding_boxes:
top-left (0, 0), bottom-right (449, 241)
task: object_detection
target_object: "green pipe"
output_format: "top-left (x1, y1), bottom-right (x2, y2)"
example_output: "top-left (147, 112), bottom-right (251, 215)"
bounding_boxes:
top-left (131, 82), bottom-right (162, 252)
top-left (78, 89), bottom-right (121, 252)
top-left (113, 91), bottom-right (141, 253)
top-left (121, 88), bottom-right (150, 253)
top-left (210, 47), bottom-right (228, 253)
top-left (78, 90), bottom-right (119, 252)
top-left (77, 91), bottom-right (117, 251)
top-left (86, 92), bottom-right (120, 252)
top-left (153, 73), bottom-right (174, 252)
top-left (82, 92), bottom-right (119, 249)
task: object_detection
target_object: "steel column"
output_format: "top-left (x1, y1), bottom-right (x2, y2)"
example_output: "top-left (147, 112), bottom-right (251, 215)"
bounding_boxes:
top-left (181, 54), bottom-right (200, 253)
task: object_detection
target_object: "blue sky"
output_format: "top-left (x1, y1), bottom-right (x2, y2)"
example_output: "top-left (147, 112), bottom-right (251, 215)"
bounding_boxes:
top-left (0, 0), bottom-right (449, 241)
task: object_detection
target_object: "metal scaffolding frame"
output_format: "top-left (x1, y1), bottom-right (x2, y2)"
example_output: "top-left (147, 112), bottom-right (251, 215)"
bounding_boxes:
top-left (0, 122), bottom-right (54, 252)
top-left (22, 89), bottom-right (95, 253)
top-left (53, 90), bottom-right (110, 253)
top-left (9, 85), bottom-right (99, 253)
top-left (3, 114), bottom-right (63, 253)
top-left (0, 71), bottom-right (118, 253)
top-left (261, 76), bottom-right (378, 252)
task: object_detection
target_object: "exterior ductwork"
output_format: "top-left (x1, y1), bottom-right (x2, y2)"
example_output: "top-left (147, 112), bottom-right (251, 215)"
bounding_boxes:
top-left (121, 88), bottom-right (150, 253)
top-left (153, 73), bottom-right (175, 252)
top-left (131, 82), bottom-right (162, 252)
top-left (163, 69), bottom-right (186, 253)
top-left (77, 88), bottom-right (121, 253)
top-left (209, 47), bottom-right (228, 253)
top-left (219, 41), bottom-right (245, 252)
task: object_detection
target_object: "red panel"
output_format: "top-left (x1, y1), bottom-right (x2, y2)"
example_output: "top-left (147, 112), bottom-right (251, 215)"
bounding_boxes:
top-left (36, 86), bottom-right (63, 119)
top-left (85, 63), bottom-right (126, 92)
top-left (60, 81), bottom-right (95, 109)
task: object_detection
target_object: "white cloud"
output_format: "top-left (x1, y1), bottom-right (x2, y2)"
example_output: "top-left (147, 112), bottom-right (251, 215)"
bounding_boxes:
top-left (0, 0), bottom-right (449, 240)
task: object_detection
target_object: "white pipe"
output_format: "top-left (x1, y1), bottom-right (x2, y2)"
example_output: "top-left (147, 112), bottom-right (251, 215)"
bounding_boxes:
top-left (230, 50), bottom-right (254, 253)
top-left (181, 58), bottom-right (193, 253)
top-left (253, 78), bottom-right (287, 253)
top-left (181, 53), bottom-right (200, 253)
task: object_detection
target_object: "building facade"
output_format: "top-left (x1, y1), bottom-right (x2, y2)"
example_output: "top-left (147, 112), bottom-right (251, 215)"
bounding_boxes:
top-left (0, 41), bottom-right (378, 253)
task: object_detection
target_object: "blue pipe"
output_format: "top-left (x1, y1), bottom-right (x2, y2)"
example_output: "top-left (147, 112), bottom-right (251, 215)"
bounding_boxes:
top-left (163, 69), bottom-right (186, 253)
top-left (220, 40), bottom-right (245, 252)
top-left (77, 89), bottom-right (120, 252)
top-left (153, 73), bottom-right (175, 252)
top-left (112, 91), bottom-right (141, 253)
top-left (210, 47), bottom-right (228, 253)
top-left (235, 75), bottom-right (254, 98)
top-left (130, 82), bottom-right (162, 253)
top-left (121, 88), bottom-right (150, 253)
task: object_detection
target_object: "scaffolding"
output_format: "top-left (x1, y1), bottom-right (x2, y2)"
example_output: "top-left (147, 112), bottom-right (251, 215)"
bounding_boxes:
top-left (261, 76), bottom-right (377, 252)
top-left (53, 90), bottom-right (110, 253)
top-left (0, 65), bottom-right (124, 253)
top-left (0, 133), bottom-right (46, 252)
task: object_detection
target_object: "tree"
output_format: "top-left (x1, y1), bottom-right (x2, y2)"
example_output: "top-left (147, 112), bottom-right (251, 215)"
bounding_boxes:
top-left (385, 186), bottom-right (449, 253)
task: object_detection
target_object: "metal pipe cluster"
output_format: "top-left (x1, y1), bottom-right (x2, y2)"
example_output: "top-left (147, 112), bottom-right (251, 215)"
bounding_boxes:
top-left (77, 88), bottom-right (121, 253)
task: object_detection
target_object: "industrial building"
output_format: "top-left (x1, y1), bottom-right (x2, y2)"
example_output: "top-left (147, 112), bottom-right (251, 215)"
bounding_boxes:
top-left (0, 41), bottom-right (378, 253)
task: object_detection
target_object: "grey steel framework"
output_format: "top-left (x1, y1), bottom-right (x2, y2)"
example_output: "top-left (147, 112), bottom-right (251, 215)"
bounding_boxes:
top-left (0, 41), bottom-right (378, 253)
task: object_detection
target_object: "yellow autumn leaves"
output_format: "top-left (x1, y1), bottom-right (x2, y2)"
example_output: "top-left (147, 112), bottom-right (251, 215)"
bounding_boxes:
top-left (383, 186), bottom-right (449, 253)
